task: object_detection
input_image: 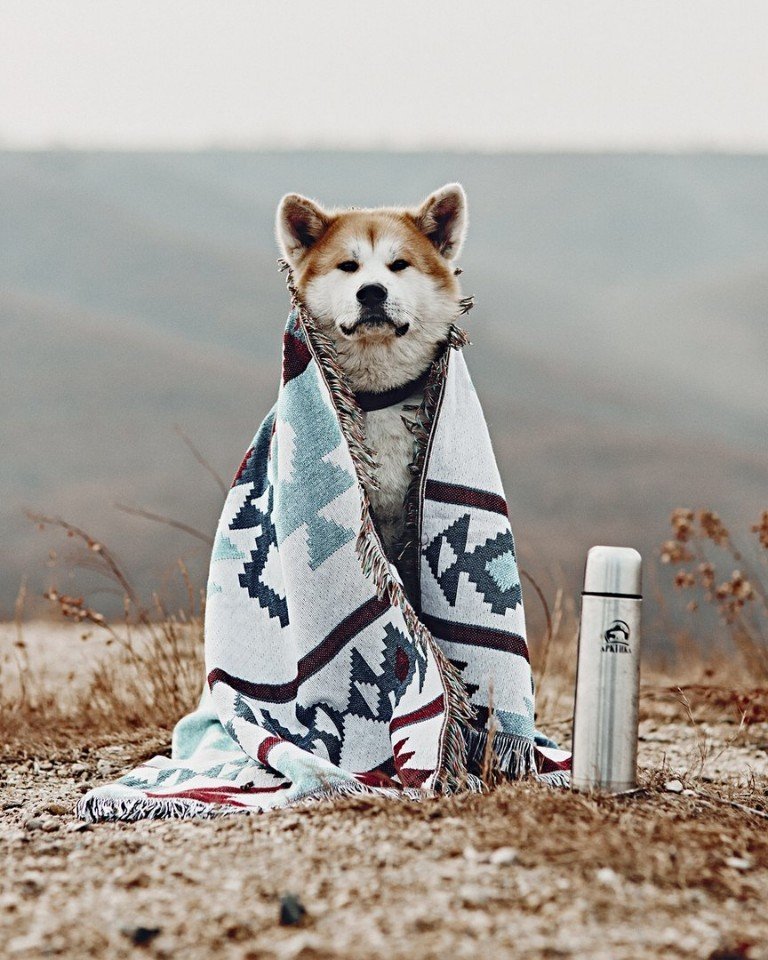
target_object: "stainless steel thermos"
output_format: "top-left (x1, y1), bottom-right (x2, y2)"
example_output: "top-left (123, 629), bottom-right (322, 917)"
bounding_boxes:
top-left (571, 545), bottom-right (642, 792)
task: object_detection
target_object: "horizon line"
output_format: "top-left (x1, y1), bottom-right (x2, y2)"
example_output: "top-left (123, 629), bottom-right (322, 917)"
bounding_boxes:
top-left (3, 142), bottom-right (768, 156)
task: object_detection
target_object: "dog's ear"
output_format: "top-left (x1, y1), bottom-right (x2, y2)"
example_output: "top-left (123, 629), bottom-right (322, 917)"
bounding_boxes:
top-left (412, 183), bottom-right (468, 260)
top-left (276, 194), bottom-right (330, 267)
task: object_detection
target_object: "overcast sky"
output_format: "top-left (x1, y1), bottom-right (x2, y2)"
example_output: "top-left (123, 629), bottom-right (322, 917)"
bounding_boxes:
top-left (2, 0), bottom-right (767, 150)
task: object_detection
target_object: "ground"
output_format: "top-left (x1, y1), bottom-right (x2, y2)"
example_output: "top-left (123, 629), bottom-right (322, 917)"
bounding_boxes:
top-left (1, 622), bottom-right (767, 959)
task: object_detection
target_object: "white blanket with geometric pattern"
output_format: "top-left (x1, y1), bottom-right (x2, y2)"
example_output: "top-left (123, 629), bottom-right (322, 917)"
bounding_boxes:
top-left (77, 289), bottom-right (569, 822)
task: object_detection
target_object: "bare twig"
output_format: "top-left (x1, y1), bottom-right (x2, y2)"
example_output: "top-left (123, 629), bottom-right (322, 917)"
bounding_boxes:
top-left (675, 686), bottom-right (710, 778)
top-left (12, 579), bottom-right (29, 706)
top-left (27, 511), bottom-right (140, 607)
top-left (537, 586), bottom-right (562, 696)
top-left (480, 680), bottom-right (500, 785)
top-left (14, 578), bottom-right (26, 649)
top-left (114, 502), bottom-right (214, 546)
top-left (174, 424), bottom-right (227, 495)
top-left (691, 789), bottom-right (768, 822)
top-left (520, 569), bottom-right (553, 650)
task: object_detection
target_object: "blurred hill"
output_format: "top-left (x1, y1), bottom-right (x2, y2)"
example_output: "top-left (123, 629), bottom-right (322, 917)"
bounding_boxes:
top-left (2, 151), bottom-right (767, 639)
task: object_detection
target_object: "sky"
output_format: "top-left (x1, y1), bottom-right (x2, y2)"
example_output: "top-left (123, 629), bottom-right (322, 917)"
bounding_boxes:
top-left (2, 0), bottom-right (768, 151)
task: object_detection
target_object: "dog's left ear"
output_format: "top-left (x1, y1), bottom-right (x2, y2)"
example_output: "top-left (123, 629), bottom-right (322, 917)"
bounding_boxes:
top-left (412, 183), bottom-right (468, 260)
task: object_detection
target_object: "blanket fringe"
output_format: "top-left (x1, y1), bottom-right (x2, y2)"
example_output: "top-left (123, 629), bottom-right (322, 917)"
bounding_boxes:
top-left (293, 780), bottom-right (429, 808)
top-left (464, 728), bottom-right (570, 788)
top-left (464, 727), bottom-right (538, 781)
top-left (280, 261), bottom-right (476, 792)
top-left (76, 781), bottom-right (432, 823)
top-left (75, 793), bottom-right (233, 823)
top-left (537, 770), bottom-right (571, 788)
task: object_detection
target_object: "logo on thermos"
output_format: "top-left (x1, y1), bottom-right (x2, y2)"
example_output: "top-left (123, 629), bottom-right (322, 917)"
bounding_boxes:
top-left (601, 619), bottom-right (631, 653)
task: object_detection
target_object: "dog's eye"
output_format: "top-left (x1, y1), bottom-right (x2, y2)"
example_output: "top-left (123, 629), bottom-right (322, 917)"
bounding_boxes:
top-left (389, 259), bottom-right (410, 272)
top-left (337, 260), bottom-right (359, 273)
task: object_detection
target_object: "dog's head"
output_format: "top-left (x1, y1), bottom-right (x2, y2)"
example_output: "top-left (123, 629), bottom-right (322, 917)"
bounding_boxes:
top-left (276, 184), bottom-right (467, 387)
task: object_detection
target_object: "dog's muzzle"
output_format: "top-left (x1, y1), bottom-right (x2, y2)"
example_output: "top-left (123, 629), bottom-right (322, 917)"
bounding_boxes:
top-left (340, 310), bottom-right (410, 338)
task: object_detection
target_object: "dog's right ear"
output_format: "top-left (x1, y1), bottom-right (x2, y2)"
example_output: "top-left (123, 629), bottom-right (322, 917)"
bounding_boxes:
top-left (276, 194), bottom-right (330, 268)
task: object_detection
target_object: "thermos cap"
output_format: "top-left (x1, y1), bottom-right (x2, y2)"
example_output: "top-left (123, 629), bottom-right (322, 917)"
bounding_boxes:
top-left (582, 545), bottom-right (642, 598)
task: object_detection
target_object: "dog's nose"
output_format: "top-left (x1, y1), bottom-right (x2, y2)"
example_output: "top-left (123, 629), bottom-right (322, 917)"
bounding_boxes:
top-left (356, 283), bottom-right (388, 307)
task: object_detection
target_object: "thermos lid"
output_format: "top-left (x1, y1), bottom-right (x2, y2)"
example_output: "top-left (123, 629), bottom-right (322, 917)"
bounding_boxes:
top-left (582, 545), bottom-right (642, 598)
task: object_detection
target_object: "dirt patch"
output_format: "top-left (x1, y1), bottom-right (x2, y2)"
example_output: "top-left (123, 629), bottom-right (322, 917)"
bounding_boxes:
top-left (1, 624), bottom-right (767, 959)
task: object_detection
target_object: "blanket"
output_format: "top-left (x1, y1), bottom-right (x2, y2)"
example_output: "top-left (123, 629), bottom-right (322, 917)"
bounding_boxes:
top-left (77, 272), bottom-right (569, 821)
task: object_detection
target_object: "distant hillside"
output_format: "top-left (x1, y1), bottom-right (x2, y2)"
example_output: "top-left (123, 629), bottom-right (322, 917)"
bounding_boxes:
top-left (2, 151), bottom-right (767, 640)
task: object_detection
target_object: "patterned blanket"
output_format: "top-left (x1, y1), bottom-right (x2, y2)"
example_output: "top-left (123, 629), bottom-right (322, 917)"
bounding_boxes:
top-left (77, 276), bottom-right (569, 821)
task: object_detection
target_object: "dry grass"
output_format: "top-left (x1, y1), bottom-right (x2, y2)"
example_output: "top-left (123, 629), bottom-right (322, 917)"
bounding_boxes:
top-left (661, 507), bottom-right (768, 678)
top-left (2, 516), bottom-right (205, 750)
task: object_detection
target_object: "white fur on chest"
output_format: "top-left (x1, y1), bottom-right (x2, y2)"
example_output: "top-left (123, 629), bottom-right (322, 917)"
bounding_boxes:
top-left (363, 393), bottom-right (421, 557)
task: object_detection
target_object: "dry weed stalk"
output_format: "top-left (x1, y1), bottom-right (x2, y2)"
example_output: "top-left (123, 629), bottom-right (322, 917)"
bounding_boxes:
top-left (4, 513), bottom-right (207, 741)
top-left (479, 681), bottom-right (501, 786)
top-left (174, 423), bottom-right (228, 495)
top-left (673, 686), bottom-right (748, 781)
top-left (10, 579), bottom-right (30, 709)
top-left (113, 502), bottom-right (214, 546)
top-left (660, 507), bottom-right (768, 677)
top-left (526, 576), bottom-right (578, 728)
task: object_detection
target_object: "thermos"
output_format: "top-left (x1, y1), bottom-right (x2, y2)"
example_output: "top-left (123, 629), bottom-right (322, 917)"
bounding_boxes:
top-left (571, 546), bottom-right (642, 792)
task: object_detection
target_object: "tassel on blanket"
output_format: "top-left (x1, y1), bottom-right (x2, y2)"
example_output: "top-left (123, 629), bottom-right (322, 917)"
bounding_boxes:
top-left (76, 793), bottom-right (231, 822)
top-left (464, 727), bottom-right (538, 782)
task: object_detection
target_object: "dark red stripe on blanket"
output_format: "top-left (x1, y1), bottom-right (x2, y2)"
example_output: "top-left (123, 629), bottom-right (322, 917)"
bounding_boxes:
top-left (355, 770), bottom-right (399, 789)
top-left (536, 751), bottom-right (572, 774)
top-left (424, 479), bottom-right (508, 517)
top-left (421, 614), bottom-right (530, 662)
top-left (282, 330), bottom-right (312, 384)
top-left (389, 693), bottom-right (445, 733)
top-left (256, 736), bottom-right (284, 766)
top-left (146, 784), bottom-right (289, 806)
top-left (231, 446), bottom-right (254, 487)
top-left (208, 595), bottom-right (389, 703)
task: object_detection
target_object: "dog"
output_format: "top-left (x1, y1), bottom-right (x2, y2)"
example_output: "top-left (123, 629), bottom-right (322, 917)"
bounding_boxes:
top-left (276, 183), bottom-right (468, 562)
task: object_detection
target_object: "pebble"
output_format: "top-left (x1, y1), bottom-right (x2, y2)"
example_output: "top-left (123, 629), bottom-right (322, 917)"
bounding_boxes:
top-left (224, 921), bottom-right (252, 942)
top-left (18, 874), bottom-right (45, 897)
top-left (65, 821), bottom-right (91, 833)
top-left (279, 893), bottom-right (307, 926)
top-left (5, 933), bottom-right (44, 955)
top-left (120, 925), bottom-right (161, 946)
top-left (596, 867), bottom-right (620, 887)
top-left (2, 801), bottom-right (23, 810)
top-left (724, 857), bottom-right (752, 872)
top-left (0, 893), bottom-right (19, 912)
top-left (489, 846), bottom-right (518, 866)
top-left (664, 779), bottom-right (684, 793)
top-left (24, 819), bottom-right (45, 832)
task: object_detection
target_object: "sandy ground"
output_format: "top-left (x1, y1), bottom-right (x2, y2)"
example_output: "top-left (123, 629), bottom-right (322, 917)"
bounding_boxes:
top-left (1, 623), bottom-right (767, 960)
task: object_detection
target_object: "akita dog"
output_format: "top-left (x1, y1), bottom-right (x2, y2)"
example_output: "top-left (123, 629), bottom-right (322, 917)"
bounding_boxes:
top-left (276, 183), bottom-right (468, 561)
